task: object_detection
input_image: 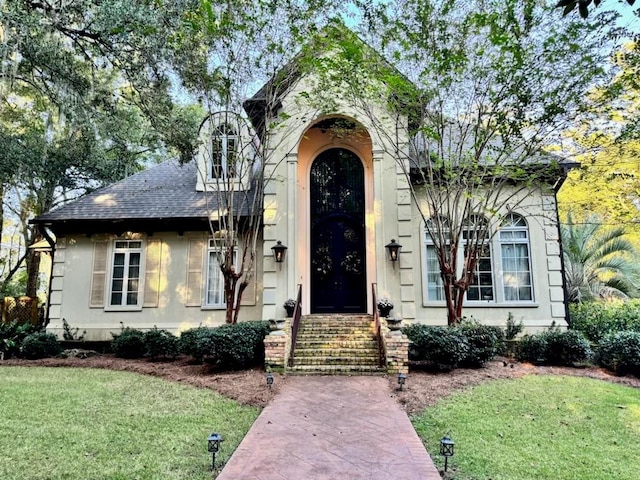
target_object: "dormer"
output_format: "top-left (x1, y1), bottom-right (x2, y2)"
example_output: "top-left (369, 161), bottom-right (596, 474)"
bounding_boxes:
top-left (195, 111), bottom-right (256, 192)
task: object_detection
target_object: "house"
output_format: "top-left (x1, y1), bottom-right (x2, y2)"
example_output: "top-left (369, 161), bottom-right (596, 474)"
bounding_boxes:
top-left (32, 27), bottom-right (571, 343)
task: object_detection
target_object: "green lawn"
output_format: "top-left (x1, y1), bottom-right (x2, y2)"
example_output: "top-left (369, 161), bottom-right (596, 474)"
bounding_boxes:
top-left (413, 375), bottom-right (640, 480)
top-left (0, 367), bottom-right (259, 480)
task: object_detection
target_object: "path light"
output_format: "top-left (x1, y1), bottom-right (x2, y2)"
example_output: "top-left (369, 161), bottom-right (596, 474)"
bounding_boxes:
top-left (385, 239), bottom-right (402, 264)
top-left (266, 372), bottom-right (274, 389)
top-left (397, 373), bottom-right (406, 391)
top-left (440, 435), bottom-right (455, 472)
top-left (207, 432), bottom-right (223, 470)
top-left (271, 241), bottom-right (287, 263)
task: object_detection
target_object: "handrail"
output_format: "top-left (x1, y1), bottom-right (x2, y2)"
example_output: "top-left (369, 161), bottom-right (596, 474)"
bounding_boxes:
top-left (288, 284), bottom-right (303, 367)
top-left (372, 283), bottom-right (386, 368)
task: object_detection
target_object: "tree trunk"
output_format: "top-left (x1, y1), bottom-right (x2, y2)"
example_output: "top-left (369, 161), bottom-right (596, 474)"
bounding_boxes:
top-left (25, 247), bottom-right (40, 298)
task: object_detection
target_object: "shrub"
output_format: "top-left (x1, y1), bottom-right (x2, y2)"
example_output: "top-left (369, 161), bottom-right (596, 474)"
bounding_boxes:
top-left (62, 318), bottom-right (86, 341)
top-left (504, 312), bottom-right (524, 341)
top-left (516, 328), bottom-right (592, 365)
top-left (144, 327), bottom-right (179, 360)
top-left (111, 327), bottom-right (146, 359)
top-left (570, 300), bottom-right (640, 343)
top-left (403, 324), bottom-right (469, 370)
top-left (180, 321), bottom-right (270, 369)
top-left (458, 321), bottom-right (504, 368)
top-left (597, 331), bottom-right (640, 376)
top-left (0, 321), bottom-right (40, 359)
top-left (20, 331), bottom-right (62, 359)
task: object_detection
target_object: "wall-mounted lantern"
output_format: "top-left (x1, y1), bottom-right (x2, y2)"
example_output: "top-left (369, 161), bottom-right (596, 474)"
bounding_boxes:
top-left (271, 241), bottom-right (288, 264)
top-left (385, 239), bottom-right (402, 263)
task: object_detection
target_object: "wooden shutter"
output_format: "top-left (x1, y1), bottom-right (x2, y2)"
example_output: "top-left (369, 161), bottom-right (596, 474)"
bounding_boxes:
top-left (89, 240), bottom-right (109, 308)
top-left (186, 239), bottom-right (204, 306)
top-left (240, 265), bottom-right (257, 306)
top-left (143, 239), bottom-right (163, 308)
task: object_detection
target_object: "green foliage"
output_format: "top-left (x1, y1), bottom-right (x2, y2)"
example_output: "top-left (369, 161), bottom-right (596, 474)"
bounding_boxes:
top-left (111, 327), bottom-right (147, 359)
top-left (597, 330), bottom-right (640, 376)
top-left (570, 300), bottom-right (640, 343)
top-left (0, 321), bottom-right (40, 359)
top-left (20, 331), bottom-right (62, 359)
top-left (458, 321), bottom-right (504, 368)
top-left (516, 327), bottom-right (593, 365)
top-left (62, 318), bottom-right (86, 341)
top-left (504, 312), bottom-right (524, 340)
top-left (143, 327), bottom-right (180, 360)
top-left (403, 324), bottom-right (469, 370)
top-left (180, 321), bottom-right (269, 370)
top-left (561, 212), bottom-right (639, 303)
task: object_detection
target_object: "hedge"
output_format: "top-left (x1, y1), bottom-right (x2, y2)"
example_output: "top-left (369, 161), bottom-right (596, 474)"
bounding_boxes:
top-left (515, 328), bottom-right (592, 366)
top-left (570, 300), bottom-right (640, 343)
top-left (597, 331), bottom-right (640, 377)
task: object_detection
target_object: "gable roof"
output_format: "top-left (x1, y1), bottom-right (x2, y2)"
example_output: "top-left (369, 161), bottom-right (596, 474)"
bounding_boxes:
top-left (32, 160), bottom-right (258, 235)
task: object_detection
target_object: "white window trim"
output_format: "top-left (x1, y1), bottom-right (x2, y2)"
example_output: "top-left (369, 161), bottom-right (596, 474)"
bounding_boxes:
top-left (498, 214), bottom-right (536, 304)
top-left (203, 239), bottom-right (238, 309)
top-left (421, 215), bottom-right (536, 306)
top-left (105, 239), bottom-right (144, 311)
top-left (208, 125), bottom-right (238, 182)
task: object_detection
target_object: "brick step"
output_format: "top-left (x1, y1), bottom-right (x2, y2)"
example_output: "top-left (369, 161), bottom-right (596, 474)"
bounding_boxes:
top-left (293, 355), bottom-right (380, 366)
top-left (298, 330), bottom-right (374, 337)
top-left (287, 364), bottom-right (386, 375)
top-left (295, 340), bottom-right (379, 349)
top-left (294, 348), bottom-right (380, 357)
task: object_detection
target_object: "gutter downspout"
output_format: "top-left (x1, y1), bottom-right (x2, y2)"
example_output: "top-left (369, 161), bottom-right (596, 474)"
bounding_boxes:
top-left (38, 224), bottom-right (56, 328)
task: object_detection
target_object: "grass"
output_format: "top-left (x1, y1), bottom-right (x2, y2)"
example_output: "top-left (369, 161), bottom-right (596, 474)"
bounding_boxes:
top-left (0, 367), bottom-right (259, 480)
top-left (413, 375), bottom-right (640, 480)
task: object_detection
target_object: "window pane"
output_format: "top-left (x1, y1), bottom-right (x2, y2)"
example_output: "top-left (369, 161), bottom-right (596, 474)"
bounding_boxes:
top-left (113, 253), bottom-right (125, 266)
top-left (207, 251), bottom-right (224, 305)
top-left (425, 245), bottom-right (444, 301)
top-left (110, 292), bottom-right (122, 305)
top-left (126, 292), bottom-right (138, 305)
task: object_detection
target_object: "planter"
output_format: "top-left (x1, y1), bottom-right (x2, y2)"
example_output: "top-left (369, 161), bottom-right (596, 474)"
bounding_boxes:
top-left (269, 318), bottom-right (286, 333)
top-left (385, 316), bottom-right (403, 332)
top-left (378, 307), bottom-right (392, 318)
top-left (284, 306), bottom-right (295, 317)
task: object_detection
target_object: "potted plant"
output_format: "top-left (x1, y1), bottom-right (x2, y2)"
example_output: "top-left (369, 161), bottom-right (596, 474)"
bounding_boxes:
top-left (377, 298), bottom-right (394, 318)
top-left (283, 298), bottom-right (296, 317)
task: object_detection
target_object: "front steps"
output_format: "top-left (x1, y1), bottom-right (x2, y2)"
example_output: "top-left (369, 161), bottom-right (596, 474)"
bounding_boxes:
top-left (287, 315), bottom-right (386, 375)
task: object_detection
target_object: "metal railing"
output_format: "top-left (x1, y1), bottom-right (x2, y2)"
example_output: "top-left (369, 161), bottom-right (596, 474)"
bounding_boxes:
top-left (372, 283), bottom-right (386, 368)
top-left (287, 284), bottom-right (303, 367)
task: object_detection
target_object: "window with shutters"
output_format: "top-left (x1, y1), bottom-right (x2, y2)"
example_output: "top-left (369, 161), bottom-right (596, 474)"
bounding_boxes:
top-left (108, 240), bottom-right (143, 308)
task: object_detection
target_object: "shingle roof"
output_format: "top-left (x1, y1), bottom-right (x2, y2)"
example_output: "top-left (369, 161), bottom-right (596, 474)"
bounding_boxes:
top-left (32, 160), bottom-right (258, 233)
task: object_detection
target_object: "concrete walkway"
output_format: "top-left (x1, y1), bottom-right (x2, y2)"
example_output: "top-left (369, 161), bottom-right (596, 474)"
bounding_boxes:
top-left (216, 376), bottom-right (441, 480)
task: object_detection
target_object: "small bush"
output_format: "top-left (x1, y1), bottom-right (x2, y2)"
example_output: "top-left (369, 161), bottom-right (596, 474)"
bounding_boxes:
top-left (597, 331), bottom-right (640, 376)
top-left (20, 331), bottom-right (62, 359)
top-left (403, 324), bottom-right (469, 370)
top-left (516, 328), bottom-right (592, 365)
top-left (458, 321), bottom-right (504, 368)
top-left (111, 327), bottom-right (146, 359)
top-left (0, 321), bottom-right (40, 359)
top-left (144, 327), bottom-right (179, 360)
top-left (570, 300), bottom-right (640, 343)
top-left (180, 321), bottom-right (270, 369)
top-left (62, 318), bottom-right (86, 341)
top-left (504, 312), bottom-right (524, 341)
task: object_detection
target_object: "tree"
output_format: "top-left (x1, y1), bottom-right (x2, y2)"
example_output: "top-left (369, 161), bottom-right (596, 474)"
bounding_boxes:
top-left (318, 0), bottom-right (623, 324)
top-left (555, 0), bottom-right (637, 18)
top-left (561, 212), bottom-right (639, 301)
top-left (0, 0), bottom-right (202, 296)
top-left (171, 0), bottom-right (347, 323)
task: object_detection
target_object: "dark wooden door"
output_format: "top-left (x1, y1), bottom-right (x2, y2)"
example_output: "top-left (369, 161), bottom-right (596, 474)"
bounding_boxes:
top-left (310, 148), bottom-right (366, 313)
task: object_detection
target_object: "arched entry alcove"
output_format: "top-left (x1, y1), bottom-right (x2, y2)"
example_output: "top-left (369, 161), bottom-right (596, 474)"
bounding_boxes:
top-left (310, 148), bottom-right (366, 313)
top-left (297, 116), bottom-right (375, 315)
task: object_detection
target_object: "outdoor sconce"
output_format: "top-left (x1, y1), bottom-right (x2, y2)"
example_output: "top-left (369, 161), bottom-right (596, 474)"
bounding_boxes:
top-left (207, 432), bottom-right (223, 470)
top-left (271, 241), bottom-right (288, 264)
top-left (385, 239), bottom-right (402, 263)
top-left (397, 373), bottom-right (406, 391)
top-left (440, 435), bottom-right (455, 472)
top-left (266, 372), bottom-right (274, 389)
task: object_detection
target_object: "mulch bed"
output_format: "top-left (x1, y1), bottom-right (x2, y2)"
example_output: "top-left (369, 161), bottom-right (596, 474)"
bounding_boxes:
top-left (2, 355), bottom-right (638, 415)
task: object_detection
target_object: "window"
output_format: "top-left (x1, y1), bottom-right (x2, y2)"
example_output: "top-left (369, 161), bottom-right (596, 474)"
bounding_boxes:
top-left (423, 217), bottom-right (449, 301)
top-left (205, 239), bottom-right (236, 307)
top-left (463, 216), bottom-right (494, 302)
top-left (109, 240), bottom-right (142, 307)
top-left (211, 124), bottom-right (237, 179)
top-left (499, 214), bottom-right (533, 301)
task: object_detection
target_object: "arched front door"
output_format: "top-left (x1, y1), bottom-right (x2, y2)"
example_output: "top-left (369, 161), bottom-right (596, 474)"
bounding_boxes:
top-left (310, 148), bottom-right (367, 313)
